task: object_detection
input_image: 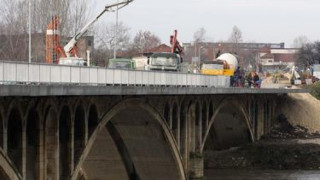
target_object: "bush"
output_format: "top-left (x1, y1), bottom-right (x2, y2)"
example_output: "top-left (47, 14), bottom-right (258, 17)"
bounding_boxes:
top-left (307, 82), bottom-right (320, 99)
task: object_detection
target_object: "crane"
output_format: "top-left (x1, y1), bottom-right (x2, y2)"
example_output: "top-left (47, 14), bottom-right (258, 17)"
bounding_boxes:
top-left (46, 0), bottom-right (134, 65)
top-left (170, 30), bottom-right (183, 57)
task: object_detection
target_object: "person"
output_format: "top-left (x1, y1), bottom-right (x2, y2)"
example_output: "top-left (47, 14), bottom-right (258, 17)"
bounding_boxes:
top-left (233, 66), bottom-right (241, 87)
top-left (253, 72), bottom-right (260, 88)
top-left (247, 72), bottom-right (253, 88)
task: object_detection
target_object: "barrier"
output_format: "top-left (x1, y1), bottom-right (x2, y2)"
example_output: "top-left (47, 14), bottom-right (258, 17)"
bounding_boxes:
top-left (0, 61), bottom-right (230, 88)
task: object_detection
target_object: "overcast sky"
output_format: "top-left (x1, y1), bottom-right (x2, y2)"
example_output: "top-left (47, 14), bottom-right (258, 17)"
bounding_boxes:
top-left (93, 0), bottom-right (320, 47)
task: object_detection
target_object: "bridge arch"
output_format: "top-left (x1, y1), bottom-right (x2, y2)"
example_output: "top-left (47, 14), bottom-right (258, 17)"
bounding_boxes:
top-left (201, 98), bottom-right (254, 152)
top-left (0, 152), bottom-right (20, 180)
top-left (71, 98), bottom-right (186, 180)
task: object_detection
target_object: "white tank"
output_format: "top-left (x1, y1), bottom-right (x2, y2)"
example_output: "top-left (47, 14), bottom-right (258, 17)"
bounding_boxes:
top-left (216, 53), bottom-right (238, 70)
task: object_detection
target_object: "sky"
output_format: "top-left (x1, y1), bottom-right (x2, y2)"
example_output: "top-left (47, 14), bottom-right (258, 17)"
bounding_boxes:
top-left (92, 0), bottom-right (320, 48)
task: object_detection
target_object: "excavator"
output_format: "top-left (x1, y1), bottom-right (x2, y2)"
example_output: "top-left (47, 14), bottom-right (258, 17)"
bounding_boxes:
top-left (46, 0), bottom-right (134, 65)
top-left (148, 30), bottom-right (183, 71)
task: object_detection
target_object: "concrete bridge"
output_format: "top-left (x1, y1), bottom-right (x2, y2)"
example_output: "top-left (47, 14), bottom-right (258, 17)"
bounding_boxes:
top-left (0, 61), bottom-right (307, 180)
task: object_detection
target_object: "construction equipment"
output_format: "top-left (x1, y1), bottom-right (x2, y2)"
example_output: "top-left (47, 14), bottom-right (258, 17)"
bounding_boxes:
top-left (46, 0), bottom-right (134, 65)
top-left (201, 53), bottom-right (238, 76)
top-left (148, 30), bottom-right (183, 71)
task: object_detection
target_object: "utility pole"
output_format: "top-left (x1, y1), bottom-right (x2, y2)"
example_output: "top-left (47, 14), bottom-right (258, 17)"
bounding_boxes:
top-left (113, 0), bottom-right (119, 59)
top-left (28, 0), bottom-right (32, 63)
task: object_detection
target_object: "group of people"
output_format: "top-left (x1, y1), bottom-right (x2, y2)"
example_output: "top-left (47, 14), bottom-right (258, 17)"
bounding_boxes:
top-left (232, 67), bottom-right (261, 88)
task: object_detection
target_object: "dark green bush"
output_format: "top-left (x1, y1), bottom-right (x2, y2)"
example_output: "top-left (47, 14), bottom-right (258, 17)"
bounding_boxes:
top-left (307, 82), bottom-right (320, 99)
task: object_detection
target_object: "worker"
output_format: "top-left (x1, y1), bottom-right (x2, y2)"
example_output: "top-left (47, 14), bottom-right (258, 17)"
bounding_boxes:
top-left (253, 72), bottom-right (260, 88)
top-left (233, 66), bottom-right (241, 87)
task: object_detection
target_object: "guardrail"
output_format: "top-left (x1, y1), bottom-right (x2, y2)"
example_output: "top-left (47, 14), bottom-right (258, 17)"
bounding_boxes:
top-left (0, 61), bottom-right (230, 87)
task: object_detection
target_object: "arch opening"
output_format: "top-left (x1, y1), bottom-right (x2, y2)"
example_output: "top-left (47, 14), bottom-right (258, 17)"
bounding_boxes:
top-left (80, 104), bottom-right (182, 180)
top-left (0, 112), bottom-right (3, 149)
top-left (172, 103), bottom-right (178, 140)
top-left (204, 103), bottom-right (252, 177)
top-left (26, 108), bottom-right (40, 180)
top-left (74, 106), bottom-right (86, 167)
top-left (195, 103), bottom-right (201, 151)
top-left (202, 103), bottom-right (208, 140)
top-left (179, 102), bottom-right (187, 163)
top-left (88, 105), bottom-right (99, 138)
top-left (204, 103), bottom-right (251, 151)
top-left (208, 101), bottom-right (213, 122)
top-left (164, 103), bottom-right (170, 127)
top-left (7, 108), bottom-right (23, 174)
top-left (59, 106), bottom-right (72, 180)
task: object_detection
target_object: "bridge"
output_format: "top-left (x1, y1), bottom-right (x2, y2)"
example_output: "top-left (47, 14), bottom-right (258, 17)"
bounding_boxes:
top-left (0, 61), bottom-right (307, 180)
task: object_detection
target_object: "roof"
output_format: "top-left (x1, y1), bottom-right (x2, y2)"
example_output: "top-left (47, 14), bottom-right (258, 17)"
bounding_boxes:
top-left (273, 54), bottom-right (296, 63)
top-left (259, 46), bottom-right (271, 53)
top-left (261, 53), bottom-right (274, 59)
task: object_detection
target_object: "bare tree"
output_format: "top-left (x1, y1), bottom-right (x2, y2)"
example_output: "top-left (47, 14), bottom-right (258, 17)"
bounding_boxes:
top-left (0, 0), bottom-right (91, 61)
top-left (296, 41), bottom-right (320, 68)
top-left (193, 27), bottom-right (206, 43)
top-left (228, 25), bottom-right (243, 44)
top-left (92, 21), bottom-right (131, 65)
top-left (293, 35), bottom-right (309, 48)
top-left (132, 30), bottom-right (161, 53)
top-left (95, 22), bottom-right (131, 51)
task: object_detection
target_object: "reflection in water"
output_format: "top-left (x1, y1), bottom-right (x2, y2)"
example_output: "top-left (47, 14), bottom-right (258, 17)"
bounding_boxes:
top-left (206, 169), bottom-right (320, 180)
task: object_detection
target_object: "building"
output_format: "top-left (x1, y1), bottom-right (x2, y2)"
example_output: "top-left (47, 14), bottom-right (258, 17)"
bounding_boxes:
top-left (182, 42), bottom-right (285, 64)
top-left (258, 47), bottom-right (298, 73)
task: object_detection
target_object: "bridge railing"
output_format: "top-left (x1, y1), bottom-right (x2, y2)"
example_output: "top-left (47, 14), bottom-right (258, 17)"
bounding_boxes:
top-left (0, 61), bottom-right (230, 87)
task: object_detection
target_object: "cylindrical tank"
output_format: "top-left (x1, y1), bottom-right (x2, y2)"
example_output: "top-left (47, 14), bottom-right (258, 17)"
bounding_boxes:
top-left (216, 53), bottom-right (238, 70)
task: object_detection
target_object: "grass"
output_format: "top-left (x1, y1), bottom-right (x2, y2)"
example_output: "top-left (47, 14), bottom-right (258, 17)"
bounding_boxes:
top-left (306, 82), bottom-right (320, 100)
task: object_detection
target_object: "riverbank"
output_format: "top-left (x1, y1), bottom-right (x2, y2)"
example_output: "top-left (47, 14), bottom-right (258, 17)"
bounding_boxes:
top-left (205, 121), bottom-right (320, 170)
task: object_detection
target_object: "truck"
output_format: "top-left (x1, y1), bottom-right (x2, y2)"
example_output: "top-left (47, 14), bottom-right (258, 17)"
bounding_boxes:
top-left (201, 53), bottom-right (238, 76)
top-left (107, 58), bottom-right (135, 69)
top-left (149, 52), bottom-right (182, 71)
top-left (148, 30), bottom-right (183, 72)
top-left (46, 0), bottom-right (134, 66)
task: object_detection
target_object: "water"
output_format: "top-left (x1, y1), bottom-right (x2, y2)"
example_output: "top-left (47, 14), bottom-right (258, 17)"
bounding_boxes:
top-left (206, 169), bottom-right (320, 180)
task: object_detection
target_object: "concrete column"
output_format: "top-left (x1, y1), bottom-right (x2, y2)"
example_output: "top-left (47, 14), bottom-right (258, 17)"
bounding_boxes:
top-left (3, 128), bottom-right (7, 153)
top-left (38, 117), bottom-right (44, 180)
top-left (70, 114), bottom-right (75, 174)
top-left (189, 152), bottom-right (204, 180)
top-left (198, 110), bottom-right (202, 151)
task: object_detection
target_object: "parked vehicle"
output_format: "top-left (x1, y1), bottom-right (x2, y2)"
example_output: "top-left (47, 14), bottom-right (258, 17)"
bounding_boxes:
top-left (107, 58), bottom-right (135, 69)
top-left (149, 53), bottom-right (182, 71)
top-left (148, 30), bottom-right (183, 72)
top-left (201, 53), bottom-right (238, 76)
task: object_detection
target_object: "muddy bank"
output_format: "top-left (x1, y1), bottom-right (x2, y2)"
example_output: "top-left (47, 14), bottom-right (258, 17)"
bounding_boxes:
top-left (205, 139), bottom-right (320, 170)
top-left (205, 120), bottom-right (320, 170)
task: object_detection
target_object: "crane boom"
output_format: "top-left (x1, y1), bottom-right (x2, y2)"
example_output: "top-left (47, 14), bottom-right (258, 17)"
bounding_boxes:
top-left (64, 0), bottom-right (134, 57)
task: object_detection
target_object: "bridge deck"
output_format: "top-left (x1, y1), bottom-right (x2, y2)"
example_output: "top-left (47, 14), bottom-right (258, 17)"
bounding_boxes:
top-left (0, 85), bottom-right (309, 96)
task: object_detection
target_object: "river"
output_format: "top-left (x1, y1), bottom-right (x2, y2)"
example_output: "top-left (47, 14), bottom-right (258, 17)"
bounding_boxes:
top-left (206, 169), bottom-right (320, 180)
